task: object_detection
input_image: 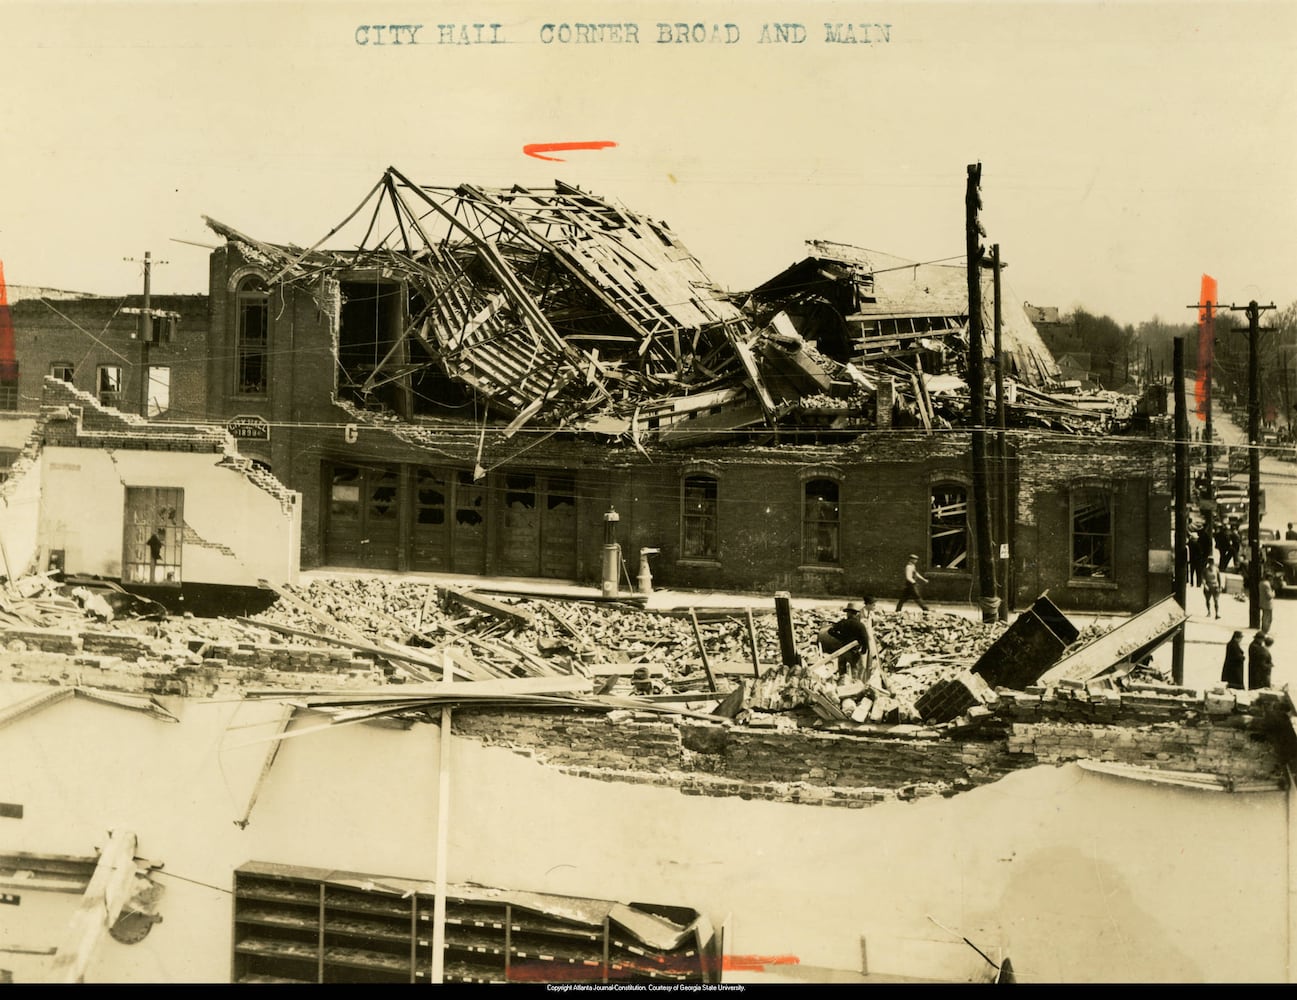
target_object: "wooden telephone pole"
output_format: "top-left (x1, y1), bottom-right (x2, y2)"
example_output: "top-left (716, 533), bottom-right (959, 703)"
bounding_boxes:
top-left (1221, 299), bottom-right (1276, 629)
top-left (122, 252), bottom-right (179, 419)
top-left (966, 163), bottom-right (999, 622)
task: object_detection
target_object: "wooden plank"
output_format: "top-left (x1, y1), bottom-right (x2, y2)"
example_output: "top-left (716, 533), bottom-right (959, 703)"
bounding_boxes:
top-left (0, 687), bottom-right (74, 730)
top-left (234, 617), bottom-right (453, 680)
top-left (744, 608), bottom-right (762, 679)
top-left (47, 830), bottom-right (138, 983)
top-left (234, 703), bottom-right (296, 830)
top-left (688, 609), bottom-right (718, 693)
top-left (441, 587), bottom-right (536, 631)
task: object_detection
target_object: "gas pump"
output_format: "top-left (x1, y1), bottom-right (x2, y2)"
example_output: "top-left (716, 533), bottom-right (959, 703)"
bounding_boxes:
top-left (601, 508), bottom-right (621, 598)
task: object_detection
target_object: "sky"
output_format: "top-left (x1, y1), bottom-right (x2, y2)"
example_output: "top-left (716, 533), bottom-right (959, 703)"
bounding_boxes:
top-left (0, 0), bottom-right (1294, 328)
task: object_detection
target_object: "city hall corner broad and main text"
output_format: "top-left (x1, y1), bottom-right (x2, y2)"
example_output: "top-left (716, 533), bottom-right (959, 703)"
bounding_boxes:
top-left (353, 21), bottom-right (892, 45)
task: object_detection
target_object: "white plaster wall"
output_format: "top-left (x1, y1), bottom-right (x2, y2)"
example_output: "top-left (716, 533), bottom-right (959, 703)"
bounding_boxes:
top-left (0, 456), bottom-right (42, 578)
top-left (37, 447), bottom-right (299, 586)
top-left (0, 687), bottom-right (1286, 985)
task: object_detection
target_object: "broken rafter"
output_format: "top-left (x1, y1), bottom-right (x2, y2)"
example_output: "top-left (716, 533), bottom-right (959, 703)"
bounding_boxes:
top-left (258, 177), bottom-right (388, 287)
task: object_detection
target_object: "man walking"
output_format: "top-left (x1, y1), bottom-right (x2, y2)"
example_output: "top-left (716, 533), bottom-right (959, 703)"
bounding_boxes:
top-left (895, 554), bottom-right (929, 613)
top-left (1260, 576), bottom-right (1275, 636)
top-left (1201, 558), bottom-right (1221, 619)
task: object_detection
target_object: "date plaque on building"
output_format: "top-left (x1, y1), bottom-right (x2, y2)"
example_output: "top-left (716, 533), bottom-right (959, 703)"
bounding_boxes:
top-left (227, 414), bottom-right (270, 441)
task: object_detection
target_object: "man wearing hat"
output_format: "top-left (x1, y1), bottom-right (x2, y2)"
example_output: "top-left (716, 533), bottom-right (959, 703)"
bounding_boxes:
top-left (895, 553), bottom-right (930, 613)
top-left (1248, 631), bottom-right (1275, 690)
top-left (819, 599), bottom-right (871, 678)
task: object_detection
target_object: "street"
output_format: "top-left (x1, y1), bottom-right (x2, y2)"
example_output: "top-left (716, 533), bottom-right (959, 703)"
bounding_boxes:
top-left (1148, 394), bottom-right (1297, 691)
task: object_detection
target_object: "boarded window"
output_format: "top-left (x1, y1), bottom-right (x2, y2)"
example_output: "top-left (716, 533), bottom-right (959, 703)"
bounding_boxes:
top-left (930, 485), bottom-right (969, 570)
top-left (122, 487), bottom-right (183, 585)
top-left (1071, 487), bottom-right (1113, 580)
top-left (50, 363), bottom-right (74, 382)
top-left (237, 278), bottom-right (269, 394)
top-left (803, 478), bottom-right (840, 565)
top-left (682, 475), bottom-right (718, 559)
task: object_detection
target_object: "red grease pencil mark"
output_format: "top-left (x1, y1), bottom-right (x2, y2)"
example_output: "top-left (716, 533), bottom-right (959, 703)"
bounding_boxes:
top-left (523, 141), bottom-right (618, 162)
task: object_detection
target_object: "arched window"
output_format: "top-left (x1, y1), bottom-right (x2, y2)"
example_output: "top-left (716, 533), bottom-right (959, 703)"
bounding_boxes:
top-left (681, 474), bottom-right (719, 559)
top-left (236, 277), bottom-right (269, 394)
top-left (930, 483), bottom-right (969, 570)
top-left (803, 478), bottom-right (840, 565)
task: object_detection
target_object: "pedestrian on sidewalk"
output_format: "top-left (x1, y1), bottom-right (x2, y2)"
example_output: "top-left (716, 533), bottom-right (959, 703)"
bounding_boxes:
top-left (1201, 558), bottom-right (1222, 619)
top-left (1260, 576), bottom-right (1275, 635)
top-left (1286, 522), bottom-right (1297, 541)
top-left (895, 554), bottom-right (929, 613)
top-left (1221, 630), bottom-right (1246, 690)
top-left (1248, 632), bottom-right (1275, 690)
top-left (1187, 533), bottom-right (1201, 586)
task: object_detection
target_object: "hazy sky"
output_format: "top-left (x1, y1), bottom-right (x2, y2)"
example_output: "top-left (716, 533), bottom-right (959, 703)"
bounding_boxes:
top-left (1, 0), bottom-right (1293, 327)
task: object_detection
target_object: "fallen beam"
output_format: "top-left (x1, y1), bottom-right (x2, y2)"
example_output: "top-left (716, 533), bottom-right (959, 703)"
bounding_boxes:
top-left (441, 587), bottom-right (537, 631)
top-left (47, 829), bottom-right (138, 983)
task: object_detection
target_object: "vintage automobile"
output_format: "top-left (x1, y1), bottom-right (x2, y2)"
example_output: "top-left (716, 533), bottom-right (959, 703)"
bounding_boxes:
top-left (1239, 540), bottom-right (1297, 593)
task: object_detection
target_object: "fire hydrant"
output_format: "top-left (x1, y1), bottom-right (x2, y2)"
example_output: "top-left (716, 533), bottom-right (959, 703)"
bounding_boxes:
top-left (638, 547), bottom-right (661, 594)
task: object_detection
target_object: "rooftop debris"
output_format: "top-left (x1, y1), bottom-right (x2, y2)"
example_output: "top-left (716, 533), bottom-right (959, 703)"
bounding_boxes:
top-left (204, 168), bottom-right (1143, 448)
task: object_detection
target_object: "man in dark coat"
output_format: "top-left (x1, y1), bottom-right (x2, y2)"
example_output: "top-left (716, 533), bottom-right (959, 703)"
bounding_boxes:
top-left (1221, 631), bottom-right (1246, 690)
top-left (819, 601), bottom-right (869, 678)
top-left (1248, 632), bottom-right (1275, 690)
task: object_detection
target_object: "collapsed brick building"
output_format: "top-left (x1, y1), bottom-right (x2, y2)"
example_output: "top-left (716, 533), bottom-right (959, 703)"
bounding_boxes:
top-left (193, 168), bottom-right (1171, 612)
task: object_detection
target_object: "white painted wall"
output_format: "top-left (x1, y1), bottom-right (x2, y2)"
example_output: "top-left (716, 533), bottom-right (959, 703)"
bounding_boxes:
top-left (0, 455), bottom-right (42, 579)
top-left (37, 447), bottom-right (299, 586)
top-left (0, 686), bottom-right (1286, 985)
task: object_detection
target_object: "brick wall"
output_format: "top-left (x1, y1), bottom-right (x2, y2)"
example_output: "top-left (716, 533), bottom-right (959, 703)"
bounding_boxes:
top-left (11, 294), bottom-right (210, 420)
top-left (452, 690), bottom-right (1286, 808)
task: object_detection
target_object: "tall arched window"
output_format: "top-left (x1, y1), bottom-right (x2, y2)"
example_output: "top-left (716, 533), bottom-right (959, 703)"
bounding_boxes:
top-left (236, 277), bottom-right (269, 395)
top-left (681, 474), bottom-right (719, 559)
top-left (803, 478), bottom-right (840, 565)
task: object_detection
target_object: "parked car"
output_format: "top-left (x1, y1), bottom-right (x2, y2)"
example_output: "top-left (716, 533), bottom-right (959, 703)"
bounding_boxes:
top-left (1238, 540), bottom-right (1297, 593)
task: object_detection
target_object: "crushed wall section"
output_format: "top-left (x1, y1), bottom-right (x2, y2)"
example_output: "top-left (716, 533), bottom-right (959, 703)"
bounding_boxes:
top-left (453, 690), bottom-right (1284, 807)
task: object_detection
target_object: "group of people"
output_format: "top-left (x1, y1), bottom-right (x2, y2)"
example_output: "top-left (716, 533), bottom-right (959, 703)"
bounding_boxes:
top-left (817, 554), bottom-right (932, 681)
top-left (1220, 629), bottom-right (1275, 690)
top-left (1187, 519), bottom-right (1242, 585)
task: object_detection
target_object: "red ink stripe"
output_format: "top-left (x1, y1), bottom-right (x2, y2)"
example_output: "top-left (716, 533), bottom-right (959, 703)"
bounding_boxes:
top-left (1195, 273), bottom-right (1217, 423)
top-left (523, 141), bottom-right (618, 163)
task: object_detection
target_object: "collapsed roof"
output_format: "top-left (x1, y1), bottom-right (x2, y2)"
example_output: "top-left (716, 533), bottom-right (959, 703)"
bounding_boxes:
top-left (205, 168), bottom-right (1124, 447)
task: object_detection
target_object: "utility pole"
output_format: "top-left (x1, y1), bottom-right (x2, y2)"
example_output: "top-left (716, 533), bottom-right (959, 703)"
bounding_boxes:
top-left (1217, 300), bottom-right (1277, 629)
top-left (1186, 291), bottom-right (1217, 569)
top-left (122, 252), bottom-right (178, 419)
top-left (1172, 337), bottom-right (1189, 684)
top-left (965, 163), bottom-right (998, 622)
top-left (992, 243), bottom-right (1010, 621)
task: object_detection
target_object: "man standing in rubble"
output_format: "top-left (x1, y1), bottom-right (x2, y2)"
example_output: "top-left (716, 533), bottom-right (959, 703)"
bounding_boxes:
top-left (819, 601), bottom-right (869, 679)
top-left (895, 554), bottom-right (929, 614)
